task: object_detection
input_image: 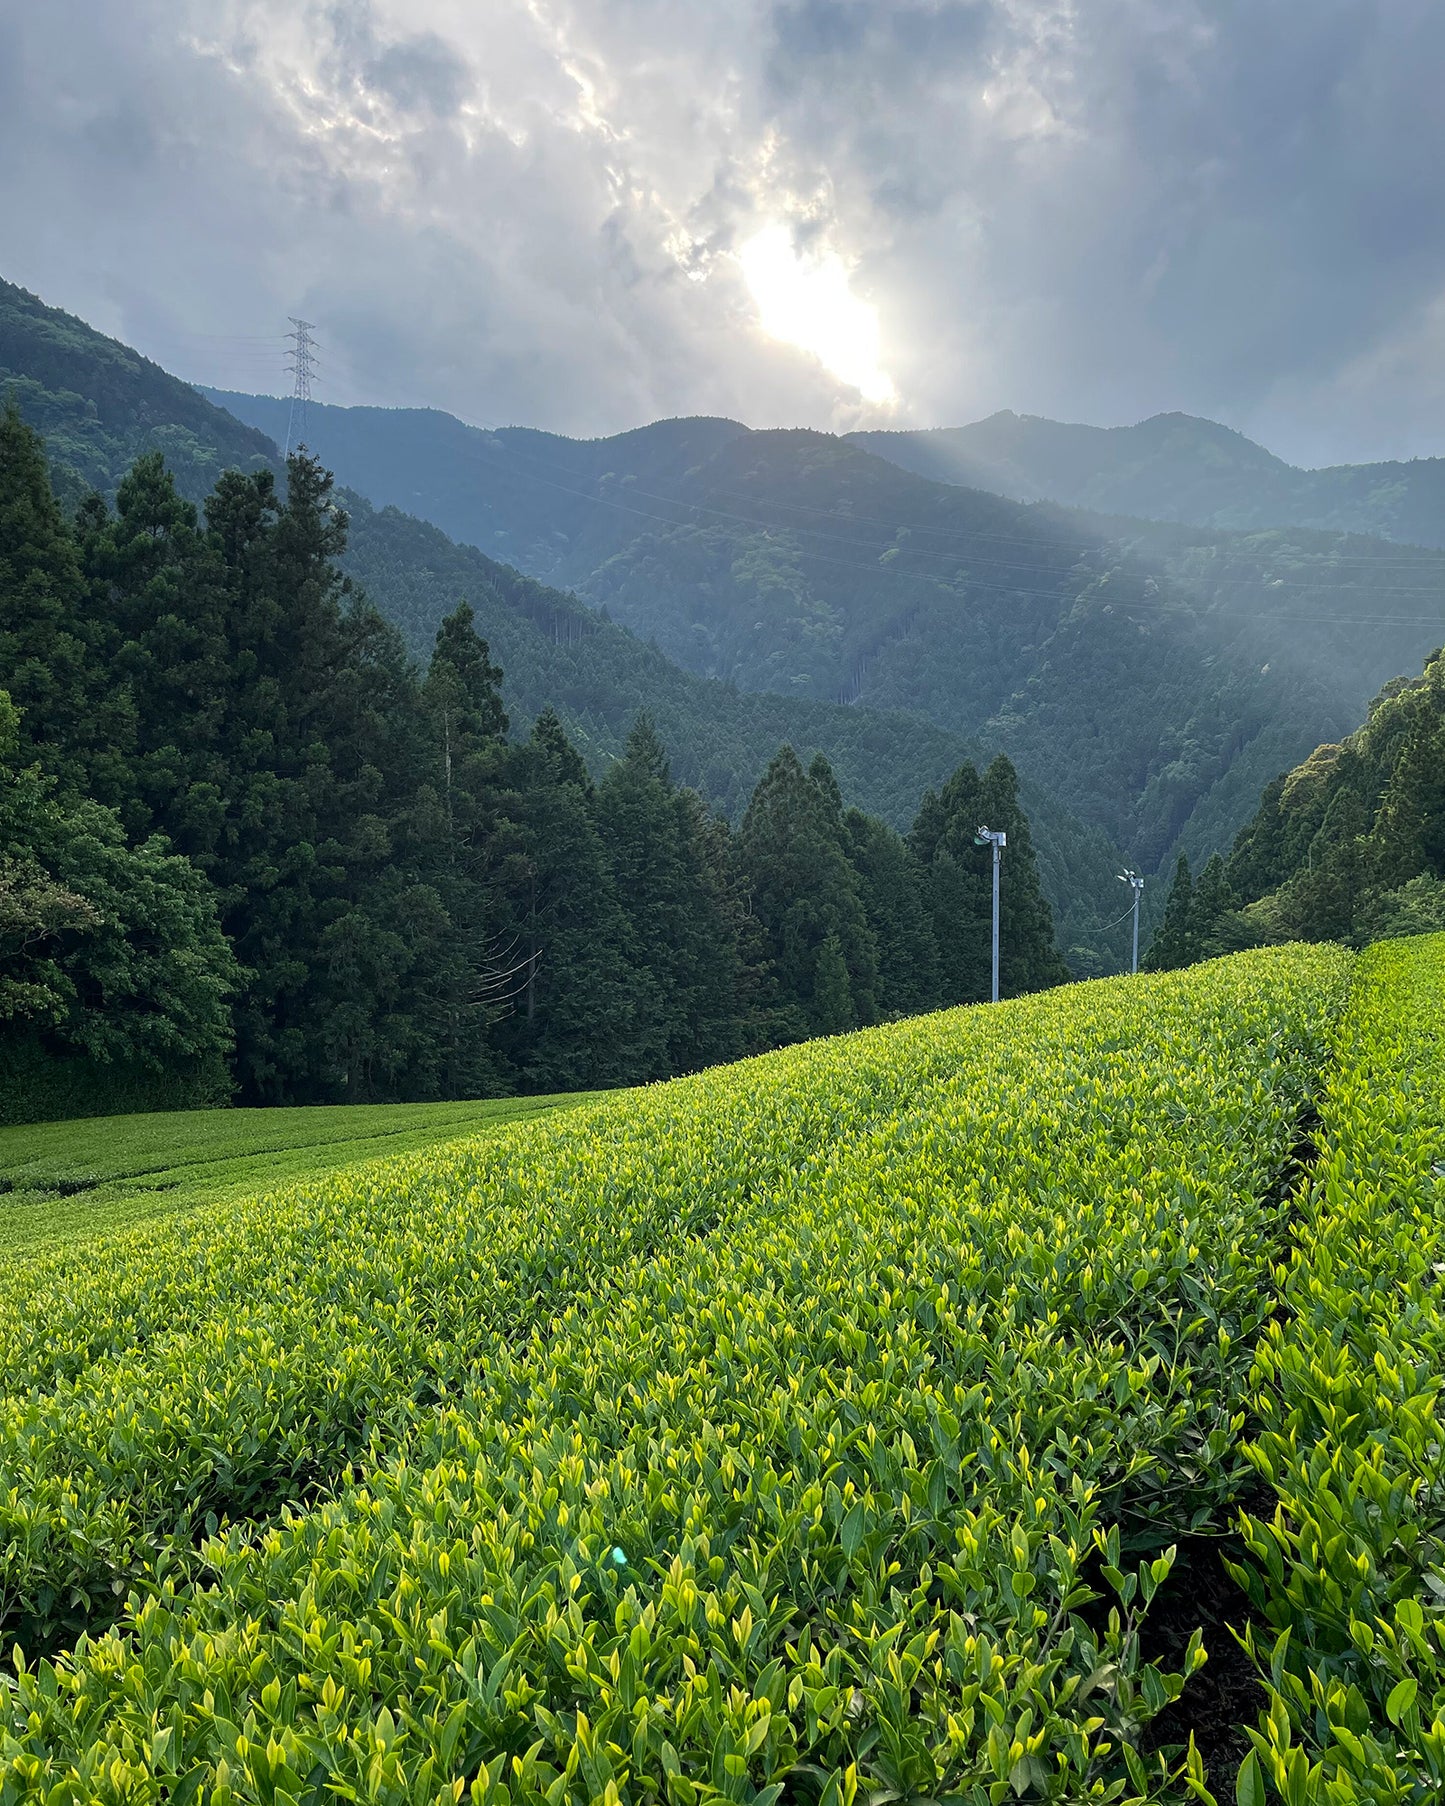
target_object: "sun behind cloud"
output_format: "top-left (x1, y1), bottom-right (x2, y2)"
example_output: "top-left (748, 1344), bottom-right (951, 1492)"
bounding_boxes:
top-left (738, 224), bottom-right (897, 407)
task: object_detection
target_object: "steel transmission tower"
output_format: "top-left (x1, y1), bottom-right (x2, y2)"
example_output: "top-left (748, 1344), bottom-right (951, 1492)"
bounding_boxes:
top-left (284, 318), bottom-right (317, 457)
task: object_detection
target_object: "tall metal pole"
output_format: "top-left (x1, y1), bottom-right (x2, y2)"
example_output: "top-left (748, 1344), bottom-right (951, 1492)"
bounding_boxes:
top-left (1119, 869), bottom-right (1145, 975)
top-left (1131, 883), bottom-right (1140, 976)
top-left (976, 827), bottom-right (1007, 1003)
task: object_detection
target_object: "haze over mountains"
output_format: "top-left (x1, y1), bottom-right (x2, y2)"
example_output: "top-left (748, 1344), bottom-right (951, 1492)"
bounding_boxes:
top-left (209, 387), bottom-right (1445, 881)
top-left (851, 412), bottom-right (1445, 547)
top-left (1, 275), bottom-right (1132, 968)
top-left (8, 267), bottom-right (1445, 983)
top-left (0, 281), bottom-right (973, 818)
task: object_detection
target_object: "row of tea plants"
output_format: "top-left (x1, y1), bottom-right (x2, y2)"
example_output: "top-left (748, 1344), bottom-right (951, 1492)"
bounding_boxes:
top-left (1233, 937), bottom-right (1445, 1803)
top-left (0, 945), bottom-right (1366, 1802)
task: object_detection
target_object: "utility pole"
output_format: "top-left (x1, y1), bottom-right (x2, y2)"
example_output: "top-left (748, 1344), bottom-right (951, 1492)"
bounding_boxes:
top-left (284, 317), bottom-right (317, 457)
top-left (974, 826), bottom-right (1007, 1003)
top-left (1119, 869), bottom-right (1145, 974)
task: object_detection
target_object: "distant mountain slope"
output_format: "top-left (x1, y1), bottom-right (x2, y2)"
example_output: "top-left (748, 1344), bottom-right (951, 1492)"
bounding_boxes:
top-left (202, 390), bottom-right (752, 580)
top-left (338, 497), bottom-right (995, 825)
top-left (206, 390), bottom-right (1445, 879)
top-left (323, 504), bottom-right (1132, 968)
top-left (1052, 504), bottom-right (1445, 749)
top-left (0, 279), bottom-right (274, 507)
top-left (1, 279), bottom-right (1128, 967)
top-left (0, 291), bottom-right (974, 824)
top-left (1175, 649), bottom-right (1445, 959)
top-left (849, 411), bottom-right (1445, 546)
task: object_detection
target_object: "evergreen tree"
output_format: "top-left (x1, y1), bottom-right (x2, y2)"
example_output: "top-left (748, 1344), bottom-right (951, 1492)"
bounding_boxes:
top-left (493, 710), bottom-right (639, 1090)
top-left (78, 451), bottom-right (227, 841)
top-left (675, 788), bottom-right (752, 1064)
top-left (0, 407), bottom-right (131, 802)
top-left (1265, 785), bottom-right (1365, 945)
top-left (1144, 855), bottom-right (1195, 971)
top-left (739, 746), bottom-right (879, 1041)
top-left (70, 449), bottom-right (451, 1102)
top-left (1227, 777), bottom-right (1291, 902)
top-left (1374, 705), bottom-right (1445, 886)
top-left (911, 755), bottom-right (1064, 1004)
top-left (843, 808), bottom-right (939, 1017)
top-left (1189, 853), bottom-right (1244, 956)
top-left (811, 935), bottom-right (855, 1036)
top-left (597, 715), bottom-right (744, 1076)
top-left (424, 600), bottom-right (508, 841)
top-left (979, 756), bottom-right (1069, 996)
top-left (413, 603), bottom-right (513, 1097)
top-left (910, 761), bottom-right (987, 1004)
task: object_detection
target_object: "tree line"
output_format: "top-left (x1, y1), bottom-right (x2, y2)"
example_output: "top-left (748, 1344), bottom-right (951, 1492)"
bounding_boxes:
top-left (1146, 650), bottom-right (1445, 971)
top-left (0, 411), bottom-right (1067, 1120)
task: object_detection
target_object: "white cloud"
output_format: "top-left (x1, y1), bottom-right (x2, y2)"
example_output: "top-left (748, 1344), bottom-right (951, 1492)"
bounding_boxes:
top-left (2, 0), bottom-right (1444, 462)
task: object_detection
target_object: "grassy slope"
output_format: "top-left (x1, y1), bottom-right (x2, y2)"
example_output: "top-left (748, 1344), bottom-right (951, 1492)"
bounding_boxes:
top-left (0, 1092), bottom-right (596, 1260)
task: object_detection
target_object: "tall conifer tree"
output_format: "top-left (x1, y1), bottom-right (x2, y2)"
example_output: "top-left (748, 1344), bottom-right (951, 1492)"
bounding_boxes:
top-left (739, 746), bottom-right (879, 1041)
top-left (1144, 855), bottom-right (1195, 971)
top-left (843, 807), bottom-right (939, 1017)
top-left (911, 756), bottom-right (1064, 1003)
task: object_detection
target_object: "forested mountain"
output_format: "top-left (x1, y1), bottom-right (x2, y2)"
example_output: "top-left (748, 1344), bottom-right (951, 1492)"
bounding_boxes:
top-left (0, 277), bottom-right (1124, 960)
top-left (1146, 648), bottom-right (1445, 969)
top-left (851, 411), bottom-right (1445, 546)
top-left (1, 411), bottom-right (1066, 1120)
top-left (207, 390), bottom-right (1445, 881)
top-left (0, 278), bottom-right (274, 508)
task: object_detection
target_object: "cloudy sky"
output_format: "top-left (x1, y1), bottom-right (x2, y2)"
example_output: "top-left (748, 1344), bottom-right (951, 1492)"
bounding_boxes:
top-left (2, 0), bottom-right (1443, 465)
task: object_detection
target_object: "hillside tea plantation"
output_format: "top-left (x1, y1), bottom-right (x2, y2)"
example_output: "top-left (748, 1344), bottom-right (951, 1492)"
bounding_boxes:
top-left (2, 940), bottom-right (1443, 1804)
top-left (0, 1096), bottom-right (592, 1263)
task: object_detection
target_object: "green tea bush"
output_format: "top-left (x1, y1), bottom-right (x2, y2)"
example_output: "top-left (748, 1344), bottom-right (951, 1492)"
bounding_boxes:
top-left (1232, 936), bottom-right (1445, 1804)
top-left (0, 946), bottom-right (1352, 1803)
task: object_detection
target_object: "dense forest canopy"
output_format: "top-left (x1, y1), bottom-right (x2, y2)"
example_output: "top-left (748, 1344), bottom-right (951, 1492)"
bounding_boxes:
top-left (208, 389), bottom-right (1445, 885)
top-left (0, 275), bottom-right (1126, 962)
top-left (0, 409), bottom-right (1068, 1121)
top-left (1146, 648), bottom-right (1445, 970)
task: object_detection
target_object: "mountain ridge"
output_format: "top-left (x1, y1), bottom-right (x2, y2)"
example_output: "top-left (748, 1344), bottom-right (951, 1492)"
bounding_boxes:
top-left (1, 281), bottom-right (275, 506)
top-left (204, 387), bottom-right (1445, 885)
top-left (848, 410), bottom-right (1445, 544)
top-left (0, 274), bottom-right (1129, 968)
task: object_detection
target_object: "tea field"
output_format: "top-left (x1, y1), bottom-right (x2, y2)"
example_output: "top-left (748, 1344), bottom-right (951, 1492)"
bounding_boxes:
top-left (0, 1093), bottom-right (594, 1262)
top-left (2, 940), bottom-right (1443, 1804)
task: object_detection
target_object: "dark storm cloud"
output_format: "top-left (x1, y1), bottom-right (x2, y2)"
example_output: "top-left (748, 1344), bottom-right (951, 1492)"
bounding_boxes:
top-left (1, 0), bottom-right (1443, 462)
